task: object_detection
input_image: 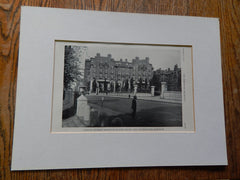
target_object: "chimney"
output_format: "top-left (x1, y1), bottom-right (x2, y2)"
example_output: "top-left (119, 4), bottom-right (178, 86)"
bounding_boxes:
top-left (145, 57), bottom-right (149, 62)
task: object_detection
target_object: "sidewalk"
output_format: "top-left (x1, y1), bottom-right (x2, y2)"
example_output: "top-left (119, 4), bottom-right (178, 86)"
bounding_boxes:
top-left (136, 96), bottom-right (182, 104)
top-left (62, 115), bottom-right (86, 127)
top-left (87, 93), bottom-right (182, 104)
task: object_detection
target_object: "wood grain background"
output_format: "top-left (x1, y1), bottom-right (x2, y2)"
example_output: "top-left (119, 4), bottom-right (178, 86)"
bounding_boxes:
top-left (0, 0), bottom-right (239, 179)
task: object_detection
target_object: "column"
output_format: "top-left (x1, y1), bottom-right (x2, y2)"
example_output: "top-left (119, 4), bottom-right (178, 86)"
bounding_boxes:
top-left (151, 86), bottom-right (155, 97)
top-left (120, 81), bottom-right (122, 92)
top-left (113, 81), bottom-right (116, 93)
top-left (128, 79), bottom-right (131, 91)
top-left (90, 80), bottom-right (93, 93)
top-left (160, 82), bottom-right (167, 99)
top-left (134, 84), bottom-right (138, 96)
top-left (96, 82), bottom-right (99, 95)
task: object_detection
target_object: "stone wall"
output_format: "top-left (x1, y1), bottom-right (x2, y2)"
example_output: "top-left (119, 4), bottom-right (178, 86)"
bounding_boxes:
top-left (162, 91), bottom-right (182, 101)
top-left (63, 90), bottom-right (74, 110)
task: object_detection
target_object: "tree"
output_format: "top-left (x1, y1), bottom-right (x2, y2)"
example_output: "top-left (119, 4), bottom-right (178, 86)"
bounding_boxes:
top-left (104, 78), bottom-right (107, 92)
top-left (130, 77), bottom-right (134, 91)
top-left (64, 45), bottom-right (88, 90)
top-left (115, 81), bottom-right (120, 92)
top-left (92, 78), bottom-right (97, 92)
top-left (150, 72), bottom-right (160, 91)
top-left (64, 46), bottom-right (82, 90)
top-left (125, 79), bottom-right (129, 91)
top-left (110, 82), bottom-right (114, 92)
top-left (145, 78), bottom-right (148, 89)
top-left (87, 81), bottom-right (90, 91)
top-left (138, 78), bottom-right (143, 92)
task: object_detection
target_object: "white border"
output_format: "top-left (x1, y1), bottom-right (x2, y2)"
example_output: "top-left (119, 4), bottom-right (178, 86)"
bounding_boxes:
top-left (12, 6), bottom-right (227, 170)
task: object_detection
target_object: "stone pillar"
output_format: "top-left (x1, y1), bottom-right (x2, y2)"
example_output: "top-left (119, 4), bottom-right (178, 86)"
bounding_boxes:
top-left (120, 81), bottom-right (122, 92)
top-left (96, 87), bottom-right (99, 95)
top-left (151, 86), bottom-right (155, 96)
top-left (96, 82), bottom-right (99, 95)
top-left (134, 84), bottom-right (138, 96)
top-left (76, 95), bottom-right (91, 126)
top-left (128, 79), bottom-right (131, 91)
top-left (113, 81), bottom-right (116, 93)
top-left (90, 80), bottom-right (93, 93)
top-left (160, 82), bottom-right (167, 99)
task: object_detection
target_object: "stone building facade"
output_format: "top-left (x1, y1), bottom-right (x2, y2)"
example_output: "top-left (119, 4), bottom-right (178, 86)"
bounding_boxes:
top-left (84, 53), bottom-right (153, 93)
top-left (155, 64), bottom-right (181, 91)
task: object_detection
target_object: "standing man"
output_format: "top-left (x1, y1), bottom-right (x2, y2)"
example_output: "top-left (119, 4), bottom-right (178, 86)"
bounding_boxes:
top-left (132, 95), bottom-right (137, 119)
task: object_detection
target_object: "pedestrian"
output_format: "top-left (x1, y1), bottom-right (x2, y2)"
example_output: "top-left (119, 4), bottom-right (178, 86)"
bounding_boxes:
top-left (132, 95), bottom-right (137, 119)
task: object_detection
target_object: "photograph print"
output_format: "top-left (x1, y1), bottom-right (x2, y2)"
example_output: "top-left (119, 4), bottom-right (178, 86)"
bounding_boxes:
top-left (60, 42), bottom-right (185, 129)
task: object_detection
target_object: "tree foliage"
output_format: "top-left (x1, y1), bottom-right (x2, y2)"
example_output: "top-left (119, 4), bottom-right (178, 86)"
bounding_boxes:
top-left (138, 78), bottom-right (143, 91)
top-left (115, 81), bottom-right (120, 92)
top-left (145, 78), bottom-right (148, 89)
top-left (124, 79), bottom-right (129, 91)
top-left (104, 78), bottom-right (108, 92)
top-left (92, 78), bottom-right (97, 92)
top-left (130, 77), bottom-right (134, 91)
top-left (150, 72), bottom-right (161, 91)
top-left (64, 46), bottom-right (82, 90)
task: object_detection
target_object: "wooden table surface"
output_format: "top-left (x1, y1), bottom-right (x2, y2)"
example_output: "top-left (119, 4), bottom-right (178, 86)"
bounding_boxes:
top-left (0, 0), bottom-right (239, 179)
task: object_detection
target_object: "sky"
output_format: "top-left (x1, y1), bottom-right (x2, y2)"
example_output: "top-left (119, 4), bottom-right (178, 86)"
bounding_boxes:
top-left (72, 42), bottom-right (182, 71)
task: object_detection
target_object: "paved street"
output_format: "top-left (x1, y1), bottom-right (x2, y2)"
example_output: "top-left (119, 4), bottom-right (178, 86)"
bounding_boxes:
top-left (63, 95), bottom-right (182, 127)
